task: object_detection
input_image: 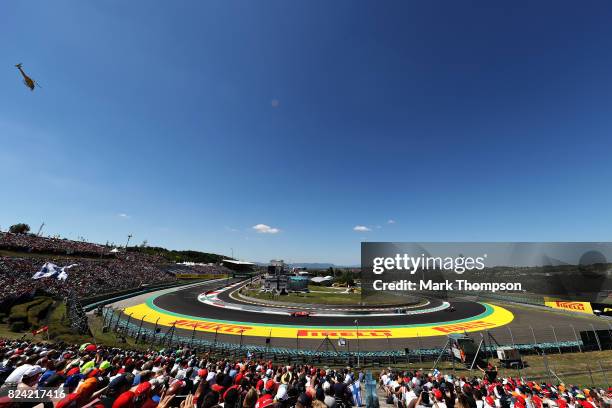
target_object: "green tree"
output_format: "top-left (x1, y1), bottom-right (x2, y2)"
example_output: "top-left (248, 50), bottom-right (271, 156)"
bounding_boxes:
top-left (9, 223), bottom-right (30, 234)
top-left (343, 271), bottom-right (355, 286)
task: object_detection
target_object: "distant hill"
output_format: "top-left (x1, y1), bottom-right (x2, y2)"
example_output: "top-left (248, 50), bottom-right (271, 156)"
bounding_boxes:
top-left (289, 263), bottom-right (336, 269)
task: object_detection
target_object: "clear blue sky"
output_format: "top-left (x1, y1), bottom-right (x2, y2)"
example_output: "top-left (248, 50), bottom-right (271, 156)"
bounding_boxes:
top-left (2, 1), bottom-right (612, 265)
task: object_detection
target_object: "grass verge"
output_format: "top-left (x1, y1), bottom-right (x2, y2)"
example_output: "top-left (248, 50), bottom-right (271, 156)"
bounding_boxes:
top-left (381, 350), bottom-right (612, 388)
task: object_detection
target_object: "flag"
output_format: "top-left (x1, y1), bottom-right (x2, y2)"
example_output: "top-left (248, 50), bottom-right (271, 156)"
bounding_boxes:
top-left (57, 264), bottom-right (77, 281)
top-left (351, 380), bottom-right (362, 406)
top-left (32, 263), bottom-right (77, 280)
top-left (31, 326), bottom-right (48, 335)
top-left (32, 262), bottom-right (60, 279)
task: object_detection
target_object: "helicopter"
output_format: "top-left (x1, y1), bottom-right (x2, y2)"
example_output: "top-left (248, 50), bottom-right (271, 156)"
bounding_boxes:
top-left (15, 63), bottom-right (41, 91)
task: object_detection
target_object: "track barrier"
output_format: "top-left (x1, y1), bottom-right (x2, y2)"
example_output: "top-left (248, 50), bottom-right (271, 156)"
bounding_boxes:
top-left (101, 307), bottom-right (612, 367)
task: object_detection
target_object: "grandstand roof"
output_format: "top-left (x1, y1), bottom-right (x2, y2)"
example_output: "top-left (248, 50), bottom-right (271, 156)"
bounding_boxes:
top-left (222, 259), bottom-right (255, 266)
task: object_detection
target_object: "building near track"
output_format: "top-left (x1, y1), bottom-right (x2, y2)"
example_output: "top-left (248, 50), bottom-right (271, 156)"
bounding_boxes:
top-left (222, 259), bottom-right (256, 278)
top-left (263, 260), bottom-right (289, 293)
top-left (293, 267), bottom-right (310, 277)
top-left (261, 261), bottom-right (311, 292)
top-left (288, 276), bottom-right (309, 291)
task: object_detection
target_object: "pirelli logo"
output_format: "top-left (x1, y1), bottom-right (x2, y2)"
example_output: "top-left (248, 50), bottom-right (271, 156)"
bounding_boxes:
top-left (172, 319), bottom-right (253, 333)
top-left (432, 321), bottom-right (496, 334)
top-left (545, 300), bottom-right (593, 315)
top-left (555, 301), bottom-right (586, 311)
top-left (297, 329), bottom-right (393, 338)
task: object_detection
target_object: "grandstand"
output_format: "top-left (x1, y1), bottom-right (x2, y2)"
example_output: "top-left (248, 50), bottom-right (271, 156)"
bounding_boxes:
top-left (164, 262), bottom-right (233, 278)
top-left (0, 230), bottom-right (232, 341)
top-left (222, 259), bottom-right (258, 278)
top-left (0, 232), bottom-right (175, 301)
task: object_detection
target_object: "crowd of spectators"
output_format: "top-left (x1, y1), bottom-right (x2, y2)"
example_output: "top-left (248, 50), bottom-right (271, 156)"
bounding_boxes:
top-left (379, 366), bottom-right (611, 408)
top-left (0, 339), bottom-right (610, 408)
top-left (0, 255), bottom-right (177, 300)
top-left (0, 233), bottom-right (233, 302)
top-left (0, 339), bottom-right (366, 408)
top-left (166, 264), bottom-right (233, 277)
top-left (0, 233), bottom-right (109, 258)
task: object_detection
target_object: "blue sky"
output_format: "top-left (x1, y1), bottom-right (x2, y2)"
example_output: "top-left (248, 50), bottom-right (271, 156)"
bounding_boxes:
top-left (2, 1), bottom-right (612, 265)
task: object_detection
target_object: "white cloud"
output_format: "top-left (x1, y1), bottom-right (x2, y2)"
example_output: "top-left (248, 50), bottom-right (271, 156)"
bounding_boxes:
top-left (252, 224), bottom-right (281, 234)
top-left (387, 219), bottom-right (396, 224)
top-left (118, 213), bottom-right (130, 218)
top-left (353, 225), bottom-right (371, 232)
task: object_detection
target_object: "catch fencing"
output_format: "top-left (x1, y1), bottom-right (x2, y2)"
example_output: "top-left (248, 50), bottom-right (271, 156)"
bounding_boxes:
top-left (101, 307), bottom-right (612, 371)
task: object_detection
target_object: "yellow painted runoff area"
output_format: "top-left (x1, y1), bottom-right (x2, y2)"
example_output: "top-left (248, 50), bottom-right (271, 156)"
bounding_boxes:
top-left (122, 302), bottom-right (514, 339)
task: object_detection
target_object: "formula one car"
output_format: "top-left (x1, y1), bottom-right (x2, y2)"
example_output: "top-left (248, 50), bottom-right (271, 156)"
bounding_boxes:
top-left (290, 311), bottom-right (311, 317)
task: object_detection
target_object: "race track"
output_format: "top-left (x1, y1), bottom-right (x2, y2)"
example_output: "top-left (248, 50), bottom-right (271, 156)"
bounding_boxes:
top-left (118, 279), bottom-right (529, 350)
top-left (113, 279), bottom-right (610, 351)
top-left (154, 282), bottom-right (486, 325)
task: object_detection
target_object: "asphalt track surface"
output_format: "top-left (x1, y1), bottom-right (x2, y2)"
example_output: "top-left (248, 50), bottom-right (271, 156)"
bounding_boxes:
top-left (152, 282), bottom-right (480, 326)
top-left (123, 279), bottom-right (610, 351)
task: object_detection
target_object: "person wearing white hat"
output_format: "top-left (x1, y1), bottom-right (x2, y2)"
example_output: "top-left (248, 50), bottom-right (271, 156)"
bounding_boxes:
top-left (3, 363), bottom-right (34, 386)
top-left (17, 365), bottom-right (42, 391)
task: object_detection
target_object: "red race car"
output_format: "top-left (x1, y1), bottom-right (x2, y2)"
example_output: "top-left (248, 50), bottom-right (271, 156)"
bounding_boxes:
top-left (290, 311), bottom-right (311, 317)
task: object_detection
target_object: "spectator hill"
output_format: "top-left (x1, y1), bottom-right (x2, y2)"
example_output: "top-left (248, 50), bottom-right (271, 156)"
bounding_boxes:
top-left (0, 231), bottom-right (231, 306)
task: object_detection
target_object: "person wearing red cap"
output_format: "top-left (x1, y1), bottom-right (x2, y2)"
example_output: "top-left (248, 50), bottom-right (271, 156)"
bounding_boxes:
top-left (556, 397), bottom-right (568, 408)
top-left (265, 378), bottom-right (277, 394)
top-left (432, 388), bottom-right (448, 408)
top-left (532, 393), bottom-right (544, 408)
top-left (85, 344), bottom-right (98, 353)
top-left (576, 396), bottom-right (593, 408)
top-left (256, 378), bottom-right (265, 392)
top-left (56, 392), bottom-right (81, 408)
top-left (87, 368), bottom-right (101, 378)
top-left (212, 382), bottom-right (226, 396)
top-left (515, 394), bottom-right (527, 408)
top-left (134, 381), bottom-right (158, 408)
top-left (112, 390), bottom-right (136, 408)
top-left (256, 393), bottom-right (275, 408)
